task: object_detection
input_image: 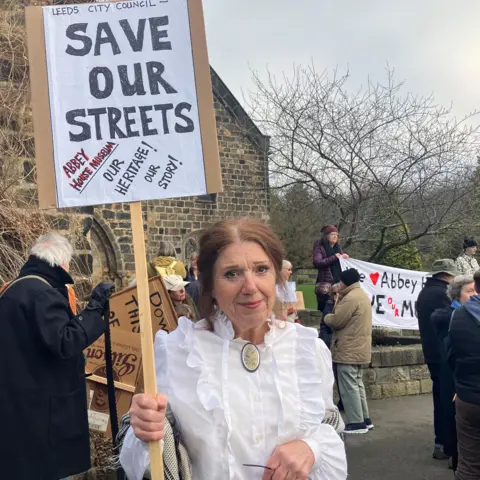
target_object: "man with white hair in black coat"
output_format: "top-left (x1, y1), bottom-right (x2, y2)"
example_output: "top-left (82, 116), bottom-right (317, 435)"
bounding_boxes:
top-left (0, 232), bottom-right (114, 480)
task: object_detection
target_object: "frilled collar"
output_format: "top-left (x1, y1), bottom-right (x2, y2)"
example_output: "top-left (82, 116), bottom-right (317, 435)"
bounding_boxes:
top-left (210, 310), bottom-right (286, 347)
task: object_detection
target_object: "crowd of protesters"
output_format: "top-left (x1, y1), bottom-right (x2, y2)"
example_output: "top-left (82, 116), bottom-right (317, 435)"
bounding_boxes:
top-left (3, 221), bottom-right (480, 480)
top-left (416, 237), bottom-right (480, 479)
top-left (312, 228), bottom-right (480, 479)
top-left (0, 221), bottom-right (349, 480)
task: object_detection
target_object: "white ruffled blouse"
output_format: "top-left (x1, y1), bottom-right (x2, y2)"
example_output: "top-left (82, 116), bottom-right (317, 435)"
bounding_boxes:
top-left (120, 315), bottom-right (348, 479)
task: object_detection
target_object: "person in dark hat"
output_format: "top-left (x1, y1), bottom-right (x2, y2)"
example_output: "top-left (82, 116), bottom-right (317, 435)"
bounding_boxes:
top-left (324, 268), bottom-right (373, 434)
top-left (312, 225), bottom-right (349, 313)
top-left (455, 237), bottom-right (479, 275)
top-left (416, 258), bottom-right (460, 460)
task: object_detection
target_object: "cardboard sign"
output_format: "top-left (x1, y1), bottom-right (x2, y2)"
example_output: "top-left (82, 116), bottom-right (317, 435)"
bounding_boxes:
top-left (87, 380), bottom-right (134, 435)
top-left (85, 275), bottom-right (177, 434)
top-left (26, 0), bottom-right (222, 209)
top-left (296, 291), bottom-right (305, 310)
top-left (274, 283), bottom-right (305, 321)
top-left (85, 328), bottom-right (142, 388)
top-left (109, 275), bottom-right (178, 334)
top-left (85, 328), bottom-right (142, 434)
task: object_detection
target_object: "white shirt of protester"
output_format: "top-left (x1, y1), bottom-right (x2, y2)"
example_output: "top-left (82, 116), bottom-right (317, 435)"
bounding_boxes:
top-left (455, 253), bottom-right (480, 276)
top-left (276, 282), bottom-right (297, 303)
top-left (120, 315), bottom-right (347, 480)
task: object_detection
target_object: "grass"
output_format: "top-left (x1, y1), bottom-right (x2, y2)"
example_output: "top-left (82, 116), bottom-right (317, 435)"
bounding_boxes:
top-left (296, 284), bottom-right (317, 310)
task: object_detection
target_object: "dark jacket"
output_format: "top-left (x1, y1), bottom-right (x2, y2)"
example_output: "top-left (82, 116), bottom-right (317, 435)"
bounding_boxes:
top-left (448, 296), bottom-right (480, 405)
top-left (185, 279), bottom-right (201, 306)
top-left (432, 305), bottom-right (457, 457)
top-left (0, 256), bottom-right (106, 479)
top-left (432, 305), bottom-right (455, 364)
top-left (312, 240), bottom-right (342, 284)
top-left (319, 300), bottom-right (334, 348)
top-left (416, 277), bottom-right (450, 364)
top-left (185, 266), bottom-right (198, 283)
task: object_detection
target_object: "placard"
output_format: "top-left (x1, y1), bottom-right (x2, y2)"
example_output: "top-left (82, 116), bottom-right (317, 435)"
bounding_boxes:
top-left (341, 258), bottom-right (427, 330)
top-left (26, 0), bottom-right (222, 209)
top-left (87, 380), bottom-right (134, 435)
top-left (85, 328), bottom-right (142, 435)
top-left (109, 275), bottom-right (178, 334)
top-left (85, 328), bottom-right (142, 387)
top-left (84, 278), bottom-right (177, 439)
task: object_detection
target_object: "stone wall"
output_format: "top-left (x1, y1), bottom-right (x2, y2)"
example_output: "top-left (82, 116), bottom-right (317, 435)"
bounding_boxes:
top-left (365, 346), bottom-right (431, 399)
top-left (299, 310), bottom-right (430, 400)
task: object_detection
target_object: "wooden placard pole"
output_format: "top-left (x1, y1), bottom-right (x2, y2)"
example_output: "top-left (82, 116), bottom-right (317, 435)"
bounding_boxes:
top-left (130, 201), bottom-right (164, 479)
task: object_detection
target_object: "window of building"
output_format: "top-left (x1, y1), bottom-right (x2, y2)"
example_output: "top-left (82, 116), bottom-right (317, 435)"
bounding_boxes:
top-left (196, 193), bottom-right (217, 203)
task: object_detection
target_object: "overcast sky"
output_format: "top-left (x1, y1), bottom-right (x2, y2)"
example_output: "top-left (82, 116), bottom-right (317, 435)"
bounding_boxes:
top-left (203, 0), bottom-right (480, 122)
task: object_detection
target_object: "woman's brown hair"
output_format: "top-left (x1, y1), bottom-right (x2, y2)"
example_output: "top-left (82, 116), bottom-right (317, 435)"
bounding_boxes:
top-left (197, 217), bottom-right (286, 322)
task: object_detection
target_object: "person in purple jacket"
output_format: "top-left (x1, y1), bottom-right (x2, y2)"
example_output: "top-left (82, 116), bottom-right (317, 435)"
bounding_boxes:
top-left (312, 225), bottom-right (349, 313)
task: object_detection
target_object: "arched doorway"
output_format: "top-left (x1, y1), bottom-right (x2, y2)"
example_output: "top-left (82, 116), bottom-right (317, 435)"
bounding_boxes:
top-left (183, 230), bottom-right (204, 265)
top-left (90, 215), bottom-right (125, 289)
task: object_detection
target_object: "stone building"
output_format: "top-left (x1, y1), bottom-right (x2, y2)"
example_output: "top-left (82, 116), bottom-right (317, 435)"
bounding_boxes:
top-left (1, 3), bottom-right (269, 289)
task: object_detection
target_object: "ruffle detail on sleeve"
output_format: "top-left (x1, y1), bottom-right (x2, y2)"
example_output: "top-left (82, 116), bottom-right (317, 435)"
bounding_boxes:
top-left (173, 317), bottom-right (224, 415)
top-left (154, 327), bottom-right (171, 395)
top-left (175, 316), bottom-right (235, 478)
top-left (294, 325), bottom-right (326, 433)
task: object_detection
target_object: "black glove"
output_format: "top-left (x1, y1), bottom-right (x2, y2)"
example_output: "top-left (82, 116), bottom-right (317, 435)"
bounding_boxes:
top-left (86, 282), bottom-right (115, 314)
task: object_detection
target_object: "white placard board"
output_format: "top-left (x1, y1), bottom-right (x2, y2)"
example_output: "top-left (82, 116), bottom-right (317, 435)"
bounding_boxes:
top-left (276, 282), bottom-right (297, 303)
top-left (341, 258), bottom-right (428, 330)
top-left (27, 0), bottom-right (221, 208)
top-left (88, 409), bottom-right (109, 432)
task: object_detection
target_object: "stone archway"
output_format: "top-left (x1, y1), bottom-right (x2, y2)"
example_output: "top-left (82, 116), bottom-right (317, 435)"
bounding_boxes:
top-left (90, 214), bottom-right (125, 289)
top-left (183, 230), bottom-right (204, 265)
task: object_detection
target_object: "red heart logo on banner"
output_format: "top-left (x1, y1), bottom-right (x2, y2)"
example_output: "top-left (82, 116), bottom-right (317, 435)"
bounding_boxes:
top-left (370, 272), bottom-right (380, 286)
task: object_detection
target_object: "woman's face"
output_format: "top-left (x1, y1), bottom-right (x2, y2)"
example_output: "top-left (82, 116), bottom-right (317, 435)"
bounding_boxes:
top-left (459, 282), bottom-right (476, 304)
top-left (191, 255), bottom-right (198, 268)
top-left (328, 232), bottom-right (339, 244)
top-left (212, 241), bottom-right (277, 333)
top-left (281, 264), bottom-right (293, 282)
top-left (170, 289), bottom-right (186, 303)
top-left (466, 246), bottom-right (477, 257)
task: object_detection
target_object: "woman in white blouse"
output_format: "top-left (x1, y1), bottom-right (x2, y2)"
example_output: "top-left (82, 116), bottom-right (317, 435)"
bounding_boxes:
top-left (120, 218), bottom-right (347, 480)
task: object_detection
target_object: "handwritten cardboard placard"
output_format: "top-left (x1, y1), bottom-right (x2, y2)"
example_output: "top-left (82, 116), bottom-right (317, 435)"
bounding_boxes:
top-left (26, 0), bottom-right (222, 209)
top-left (87, 379), bottom-right (133, 435)
top-left (109, 275), bottom-right (178, 335)
top-left (85, 328), bottom-right (142, 434)
top-left (85, 328), bottom-right (142, 388)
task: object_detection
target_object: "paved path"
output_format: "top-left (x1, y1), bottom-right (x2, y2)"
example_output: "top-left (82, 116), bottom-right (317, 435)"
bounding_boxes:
top-left (345, 394), bottom-right (453, 480)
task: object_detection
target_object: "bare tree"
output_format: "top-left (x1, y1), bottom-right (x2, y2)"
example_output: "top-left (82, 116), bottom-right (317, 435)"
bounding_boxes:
top-left (0, 1), bottom-right (51, 283)
top-left (247, 65), bottom-right (480, 262)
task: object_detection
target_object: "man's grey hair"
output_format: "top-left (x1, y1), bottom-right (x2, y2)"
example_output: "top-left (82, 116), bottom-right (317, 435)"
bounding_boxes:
top-left (157, 241), bottom-right (176, 258)
top-left (282, 260), bottom-right (292, 269)
top-left (30, 232), bottom-right (73, 268)
top-left (448, 275), bottom-right (474, 301)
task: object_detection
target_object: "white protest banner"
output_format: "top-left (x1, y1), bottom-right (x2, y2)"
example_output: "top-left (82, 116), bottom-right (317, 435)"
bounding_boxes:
top-left (26, 0), bottom-right (221, 209)
top-left (341, 258), bottom-right (428, 330)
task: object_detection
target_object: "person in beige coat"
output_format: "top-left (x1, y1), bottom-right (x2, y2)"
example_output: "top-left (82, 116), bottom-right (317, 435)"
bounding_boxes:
top-left (324, 268), bottom-right (373, 435)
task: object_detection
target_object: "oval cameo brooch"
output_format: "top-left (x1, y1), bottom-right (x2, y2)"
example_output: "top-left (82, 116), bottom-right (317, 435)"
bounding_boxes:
top-left (241, 343), bottom-right (260, 373)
